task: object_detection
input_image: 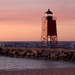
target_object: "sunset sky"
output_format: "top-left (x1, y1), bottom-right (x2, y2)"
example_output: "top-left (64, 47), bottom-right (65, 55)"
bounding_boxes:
top-left (0, 0), bottom-right (75, 41)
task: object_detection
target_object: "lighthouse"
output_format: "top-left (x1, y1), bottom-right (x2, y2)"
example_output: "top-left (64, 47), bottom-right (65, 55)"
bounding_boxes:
top-left (41, 9), bottom-right (58, 45)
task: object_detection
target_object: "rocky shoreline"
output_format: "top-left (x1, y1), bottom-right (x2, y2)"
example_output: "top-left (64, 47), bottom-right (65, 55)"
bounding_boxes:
top-left (0, 47), bottom-right (75, 62)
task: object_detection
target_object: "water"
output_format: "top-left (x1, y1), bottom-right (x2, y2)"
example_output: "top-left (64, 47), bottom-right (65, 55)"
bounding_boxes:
top-left (0, 56), bottom-right (75, 70)
top-left (0, 41), bottom-right (75, 49)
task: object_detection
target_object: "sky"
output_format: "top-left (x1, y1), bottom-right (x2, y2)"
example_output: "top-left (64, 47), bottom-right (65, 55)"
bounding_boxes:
top-left (0, 0), bottom-right (75, 41)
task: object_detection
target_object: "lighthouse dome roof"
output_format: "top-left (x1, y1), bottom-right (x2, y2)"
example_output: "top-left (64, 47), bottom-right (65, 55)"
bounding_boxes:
top-left (45, 9), bottom-right (53, 14)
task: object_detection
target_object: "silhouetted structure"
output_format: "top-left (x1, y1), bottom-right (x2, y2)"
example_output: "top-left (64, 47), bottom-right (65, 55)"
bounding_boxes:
top-left (41, 9), bottom-right (58, 45)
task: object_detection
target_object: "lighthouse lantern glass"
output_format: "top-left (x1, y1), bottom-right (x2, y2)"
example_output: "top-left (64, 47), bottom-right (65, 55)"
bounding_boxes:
top-left (45, 13), bottom-right (53, 16)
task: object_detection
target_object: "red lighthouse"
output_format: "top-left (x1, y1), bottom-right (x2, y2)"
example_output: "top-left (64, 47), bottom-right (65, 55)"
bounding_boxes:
top-left (41, 9), bottom-right (58, 45)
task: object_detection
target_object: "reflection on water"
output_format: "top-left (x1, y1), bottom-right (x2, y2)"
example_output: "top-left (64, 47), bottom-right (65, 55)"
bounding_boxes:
top-left (0, 56), bottom-right (75, 70)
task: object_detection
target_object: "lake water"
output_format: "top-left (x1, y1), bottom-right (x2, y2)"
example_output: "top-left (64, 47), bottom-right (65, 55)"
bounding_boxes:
top-left (0, 56), bottom-right (75, 70)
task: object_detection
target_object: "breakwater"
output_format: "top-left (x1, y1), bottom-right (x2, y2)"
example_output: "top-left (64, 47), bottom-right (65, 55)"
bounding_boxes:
top-left (0, 47), bottom-right (75, 62)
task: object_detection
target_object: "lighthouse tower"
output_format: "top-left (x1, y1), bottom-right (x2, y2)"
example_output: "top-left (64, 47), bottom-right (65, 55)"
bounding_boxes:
top-left (41, 9), bottom-right (58, 45)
